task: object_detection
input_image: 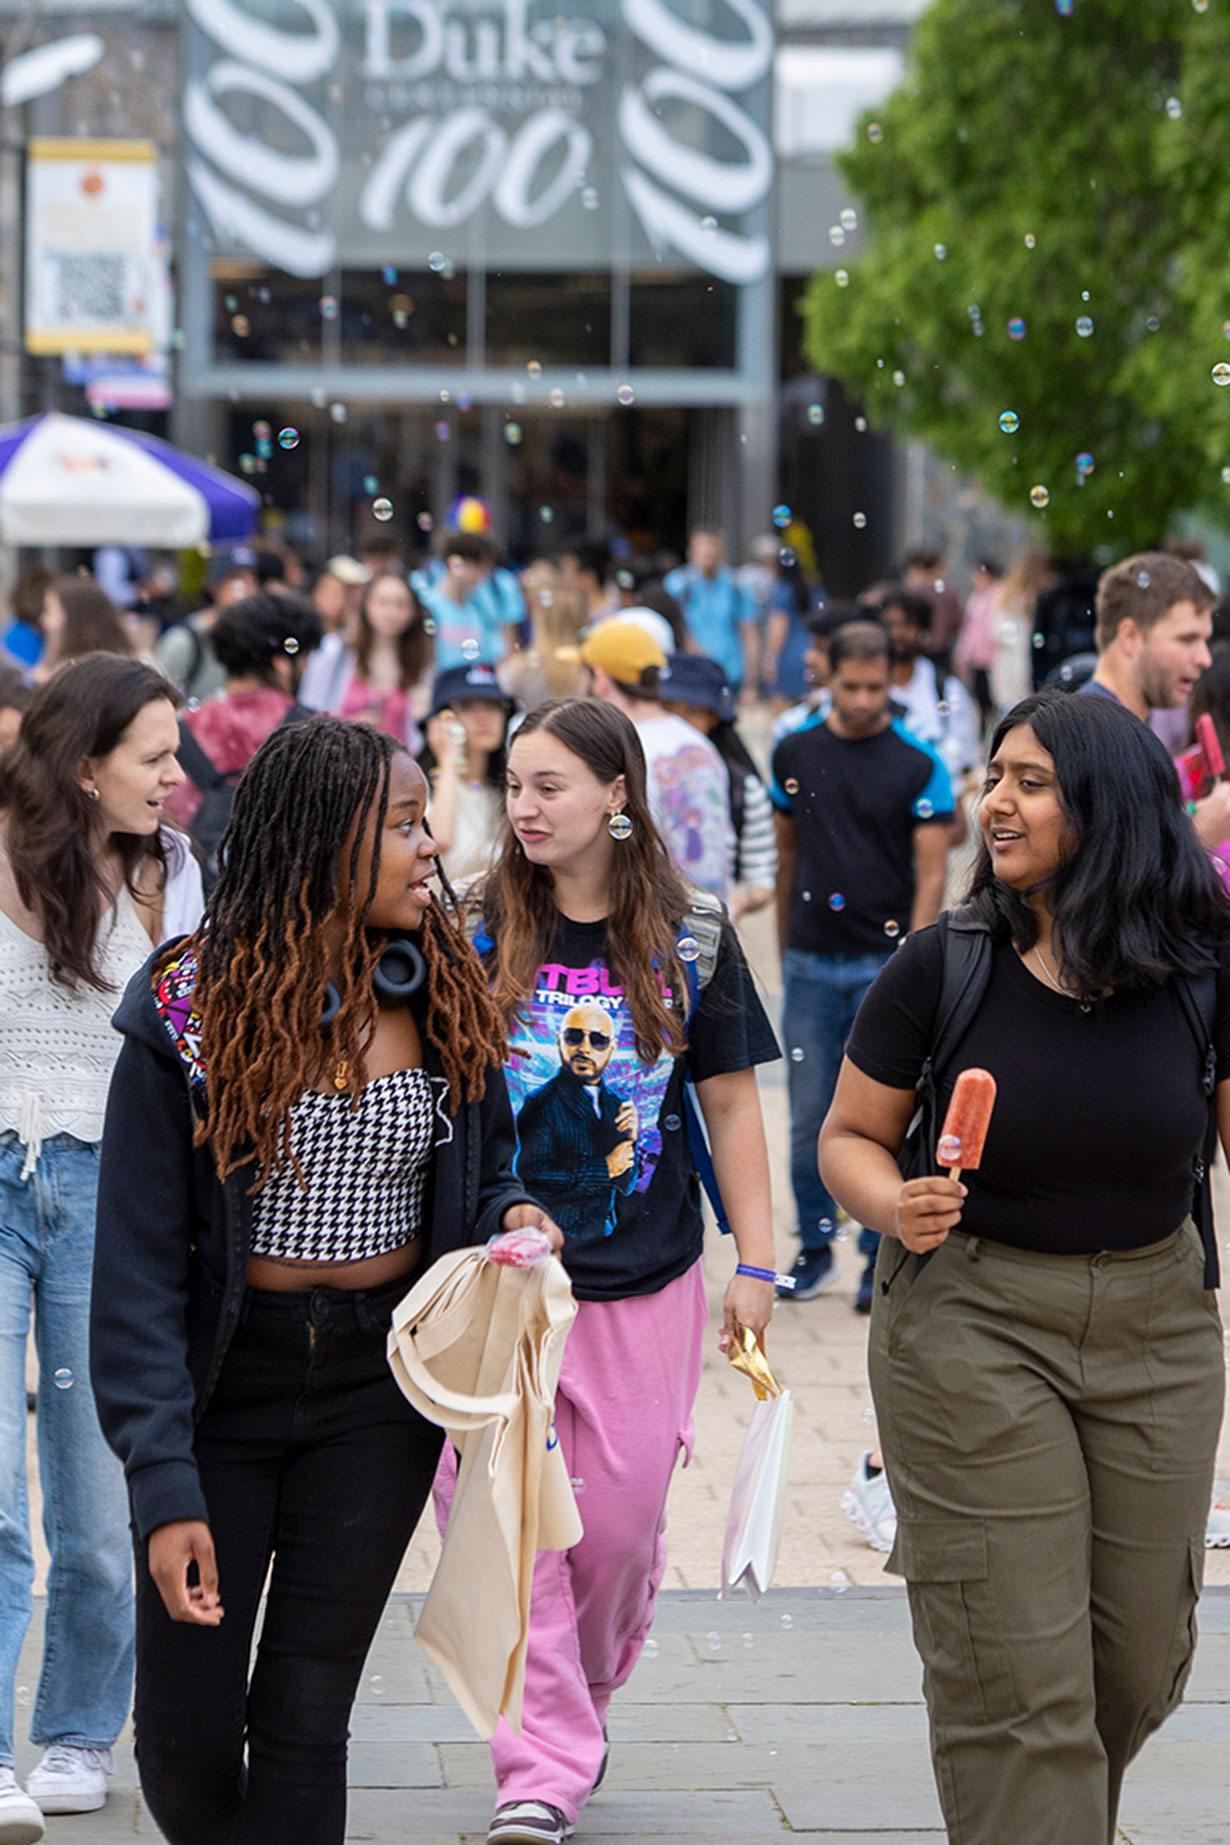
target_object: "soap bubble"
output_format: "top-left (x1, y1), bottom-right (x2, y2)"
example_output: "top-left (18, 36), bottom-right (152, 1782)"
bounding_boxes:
top-left (372, 498), bottom-right (394, 522)
top-left (1213, 364), bottom-right (1230, 387)
top-left (238, 453), bottom-right (256, 475)
top-left (867, 123), bottom-right (882, 142)
top-left (789, 1047), bottom-right (805, 1063)
top-left (363, 474), bottom-right (379, 494)
top-left (1075, 316), bottom-right (1094, 338)
top-left (829, 225), bottom-right (846, 247)
top-left (784, 778), bottom-right (799, 794)
top-left (807, 403), bottom-right (825, 425)
top-left (310, 384), bottom-right (328, 407)
top-left (1024, 232), bottom-right (1036, 249)
top-left (277, 427), bottom-right (299, 450)
top-left (230, 314), bottom-right (249, 338)
top-left (461, 639), bottom-right (481, 661)
top-left (15, 1686), bottom-right (28, 1707)
top-left (892, 370), bottom-right (906, 387)
top-left (1055, 0), bottom-right (1074, 13)
top-left (538, 505), bottom-right (555, 524)
top-left (1030, 485), bottom-right (1051, 508)
top-left (1137, 570), bottom-right (1151, 587)
top-left (743, 1632), bottom-right (755, 1648)
top-left (1222, 467), bottom-right (1230, 484)
top-left (382, 264), bottom-right (398, 284)
top-left (643, 1637), bottom-right (659, 1658)
top-left (663, 1114), bottom-right (681, 1132)
top-left (707, 1631), bottom-right (721, 1651)
top-left (780, 1613), bottom-right (793, 1629)
top-left (840, 207), bottom-right (859, 231)
top-left (319, 294), bottom-right (338, 319)
top-left (883, 920), bottom-right (901, 938)
top-left (504, 422), bottom-right (523, 445)
top-left (854, 416), bottom-right (867, 431)
top-left (53, 1368), bottom-right (73, 1390)
top-left (428, 251), bottom-right (448, 273)
top-left (834, 269), bottom-right (850, 289)
top-left (581, 186), bottom-right (599, 210)
top-left (852, 512), bottom-right (867, 528)
top-left (917, 799), bottom-right (934, 818)
top-left (999, 411), bottom-right (1020, 434)
top-left (570, 1476), bottom-right (586, 1495)
top-left (1008, 317), bottom-right (1027, 341)
top-left (548, 387), bottom-right (566, 408)
top-left (435, 421), bottom-right (450, 441)
top-left (417, 511), bottom-right (434, 531)
top-left (700, 216), bottom-right (718, 235)
top-left (678, 935), bottom-right (700, 962)
top-left (370, 1675), bottom-right (384, 1693)
top-left (329, 402), bottom-right (347, 424)
top-left (616, 384), bottom-right (635, 405)
top-left (1166, 96), bottom-right (1182, 118)
top-left (1194, 0), bottom-right (1210, 11)
top-left (830, 1570), bottom-right (851, 1594)
top-left (1075, 452), bottom-right (1095, 476)
top-left (828, 892), bottom-right (846, 911)
top-left (772, 504), bottom-right (792, 528)
top-left (224, 293), bottom-right (238, 312)
top-left (933, 243), bottom-right (947, 260)
top-left (527, 360), bottom-right (543, 379)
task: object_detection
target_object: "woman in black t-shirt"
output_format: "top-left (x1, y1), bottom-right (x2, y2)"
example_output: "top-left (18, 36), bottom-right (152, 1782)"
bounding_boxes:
top-left (820, 690), bottom-right (1230, 1845)
top-left (463, 697), bottom-right (779, 1845)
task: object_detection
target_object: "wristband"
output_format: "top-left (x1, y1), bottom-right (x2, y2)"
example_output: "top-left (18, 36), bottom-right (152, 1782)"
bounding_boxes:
top-left (736, 1262), bottom-right (794, 1290)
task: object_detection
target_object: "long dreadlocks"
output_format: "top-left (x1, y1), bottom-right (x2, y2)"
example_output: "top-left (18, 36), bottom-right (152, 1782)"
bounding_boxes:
top-left (189, 715), bottom-right (507, 1182)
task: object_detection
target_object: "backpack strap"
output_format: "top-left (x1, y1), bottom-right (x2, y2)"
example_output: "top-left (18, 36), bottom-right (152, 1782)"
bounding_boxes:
top-left (1175, 970), bottom-right (1220, 1289)
top-left (675, 887), bottom-right (730, 1233)
top-left (905, 906), bottom-right (994, 1155)
top-left (175, 719), bottom-right (229, 794)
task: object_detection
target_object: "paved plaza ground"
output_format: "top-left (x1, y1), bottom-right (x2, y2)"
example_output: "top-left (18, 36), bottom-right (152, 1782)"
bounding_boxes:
top-left (17, 907), bottom-right (1230, 1839)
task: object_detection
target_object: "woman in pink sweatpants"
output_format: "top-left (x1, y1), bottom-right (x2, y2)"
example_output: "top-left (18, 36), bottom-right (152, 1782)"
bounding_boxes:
top-left (456, 695), bottom-right (781, 1845)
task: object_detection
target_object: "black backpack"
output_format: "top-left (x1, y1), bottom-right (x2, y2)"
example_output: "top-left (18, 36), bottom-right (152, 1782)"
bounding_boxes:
top-left (898, 907), bottom-right (1220, 1289)
top-left (176, 704), bottom-right (309, 891)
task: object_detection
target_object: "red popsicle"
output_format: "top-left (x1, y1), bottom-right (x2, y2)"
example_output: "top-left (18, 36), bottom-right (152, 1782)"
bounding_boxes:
top-left (937, 1068), bottom-right (997, 1182)
top-left (1197, 713), bottom-right (1225, 783)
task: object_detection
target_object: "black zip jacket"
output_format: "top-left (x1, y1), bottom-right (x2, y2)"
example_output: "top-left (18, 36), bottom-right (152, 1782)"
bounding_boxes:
top-left (89, 942), bottom-right (535, 1541)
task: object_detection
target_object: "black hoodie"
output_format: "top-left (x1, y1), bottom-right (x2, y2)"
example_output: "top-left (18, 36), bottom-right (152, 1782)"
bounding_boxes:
top-left (90, 941), bottom-right (535, 1541)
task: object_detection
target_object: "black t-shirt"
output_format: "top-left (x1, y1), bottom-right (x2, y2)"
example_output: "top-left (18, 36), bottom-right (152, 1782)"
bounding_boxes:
top-left (770, 717), bottom-right (954, 957)
top-left (846, 926), bottom-right (1230, 1254)
top-left (500, 915), bottom-right (779, 1301)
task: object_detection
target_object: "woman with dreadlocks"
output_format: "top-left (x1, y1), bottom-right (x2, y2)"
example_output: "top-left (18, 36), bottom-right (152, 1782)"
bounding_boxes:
top-left (90, 715), bottom-right (556, 1845)
top-left (457, 698), bottom-right (780, 1845)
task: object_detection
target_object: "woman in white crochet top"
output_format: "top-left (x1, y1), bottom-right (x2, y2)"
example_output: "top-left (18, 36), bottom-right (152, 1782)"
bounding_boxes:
top-left (0, 655), bottom-right (202, 1840)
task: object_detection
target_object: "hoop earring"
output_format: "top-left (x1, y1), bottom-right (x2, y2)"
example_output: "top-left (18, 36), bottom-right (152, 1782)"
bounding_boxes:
top-left (608, 811), bottom-right (633, 841)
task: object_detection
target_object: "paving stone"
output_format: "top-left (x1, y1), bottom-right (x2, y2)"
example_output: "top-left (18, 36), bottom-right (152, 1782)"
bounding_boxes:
top-left (775, 1781), bottom-right (947, 1832)
top-left (346, 1740), bottom-right (442, 1787)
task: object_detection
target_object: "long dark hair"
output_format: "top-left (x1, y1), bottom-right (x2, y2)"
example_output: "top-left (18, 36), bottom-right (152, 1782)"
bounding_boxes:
top-left (47, 574), bottom-right (134, 666)
top-left (354, 572), bottom-right (432, 690)
top-left (481, 698), bottom-right (693, 1061)
top-left (1186, 643), bottom-right (1230, 753)
top-left (0, 656), bottom-right (177, 990)
top-left (965, 690), bottom-right (1230, 992)
top-left (191, 715), bottom-right (507, 1181)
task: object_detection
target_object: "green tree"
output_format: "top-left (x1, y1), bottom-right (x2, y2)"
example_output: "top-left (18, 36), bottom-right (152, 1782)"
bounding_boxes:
top-left (800, 0), bottom-right (1230, 551)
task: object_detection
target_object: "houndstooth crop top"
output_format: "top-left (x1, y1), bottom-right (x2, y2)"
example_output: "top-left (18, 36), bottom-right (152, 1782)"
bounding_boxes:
top-left (249, 1066), bottom-right (435, 1264)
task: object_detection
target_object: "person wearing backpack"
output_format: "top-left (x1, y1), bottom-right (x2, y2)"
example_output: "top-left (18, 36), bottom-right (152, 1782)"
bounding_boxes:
top-left (167, 592), bottom-right (321, 885)
top-left (457, 697), bottom-right (780, 1845)
top-left (819, 689), bottom-right (1230, 1845)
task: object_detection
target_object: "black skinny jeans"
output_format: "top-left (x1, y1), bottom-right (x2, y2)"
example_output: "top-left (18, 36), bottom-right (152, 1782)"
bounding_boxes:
top-left (132, 1274), bottom-right (443, 1845)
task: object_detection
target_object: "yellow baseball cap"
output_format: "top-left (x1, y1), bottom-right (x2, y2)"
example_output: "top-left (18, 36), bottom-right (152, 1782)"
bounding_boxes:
top-left (556, 618), bottom-right (667, 686)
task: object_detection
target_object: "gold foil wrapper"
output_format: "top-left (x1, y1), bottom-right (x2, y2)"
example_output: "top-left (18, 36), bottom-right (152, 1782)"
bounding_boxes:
top-left (726, 1324), bottom-right (783, 1401)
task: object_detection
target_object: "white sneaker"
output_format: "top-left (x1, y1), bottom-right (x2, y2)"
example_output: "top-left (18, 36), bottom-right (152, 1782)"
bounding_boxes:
top-left (0, 1767), bottom-right (44, 1845)
top-left (841, 1453), bottom-right (898, 1553)
top-left (1207, 1481), bottom-right (1230, 1548)
top-left (24, 1745), bottom-right (112, 1815)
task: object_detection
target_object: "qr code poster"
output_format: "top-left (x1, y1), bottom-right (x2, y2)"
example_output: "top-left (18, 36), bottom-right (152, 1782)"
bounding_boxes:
top-left (25, 139), bottom-right (159, 356)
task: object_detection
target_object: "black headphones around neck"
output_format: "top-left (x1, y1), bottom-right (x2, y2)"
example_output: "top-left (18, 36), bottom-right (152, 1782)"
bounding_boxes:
top-left (319, 932), bottom-right (426, 1030)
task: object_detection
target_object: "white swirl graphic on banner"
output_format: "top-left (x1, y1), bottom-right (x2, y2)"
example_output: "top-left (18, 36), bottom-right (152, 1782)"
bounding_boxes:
top-left (184, 0), bottom-right (774, 285)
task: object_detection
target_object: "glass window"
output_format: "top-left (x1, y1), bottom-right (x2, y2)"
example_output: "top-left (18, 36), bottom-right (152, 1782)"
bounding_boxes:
top-left (484, 273), bottom-right (612, 368)
top-left (627, 274), bottom-right (737, 369)
top-left (336, 269), bottom-right (468, 366)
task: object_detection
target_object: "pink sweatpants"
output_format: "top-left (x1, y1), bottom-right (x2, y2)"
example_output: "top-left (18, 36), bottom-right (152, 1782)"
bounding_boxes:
top-left (432, 1258), bottom-right (708, 1822)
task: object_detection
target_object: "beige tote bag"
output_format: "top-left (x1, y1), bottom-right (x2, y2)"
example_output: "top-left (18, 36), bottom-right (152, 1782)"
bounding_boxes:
top-left (388, 1248), bottom-right (581, 1737)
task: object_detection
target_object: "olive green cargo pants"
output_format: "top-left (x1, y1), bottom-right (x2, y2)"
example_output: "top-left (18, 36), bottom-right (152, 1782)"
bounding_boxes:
top-left (869, 1221), bottom-right (1224, 1845)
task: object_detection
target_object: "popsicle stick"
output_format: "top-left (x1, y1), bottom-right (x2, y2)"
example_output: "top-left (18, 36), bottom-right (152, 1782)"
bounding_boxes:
top-left (946, 1166), bottom-right (963, 1185)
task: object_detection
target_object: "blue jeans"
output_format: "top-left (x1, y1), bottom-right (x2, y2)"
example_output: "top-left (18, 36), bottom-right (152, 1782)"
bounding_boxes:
top-left (782, 949), bottom-right (891, 1262)
top-left (0, 1132), bottom-right (133, 1764)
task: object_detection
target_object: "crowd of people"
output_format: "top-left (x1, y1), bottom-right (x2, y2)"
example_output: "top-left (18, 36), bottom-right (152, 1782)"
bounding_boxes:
top-left (0, 516), bottom-right (1228, 1845)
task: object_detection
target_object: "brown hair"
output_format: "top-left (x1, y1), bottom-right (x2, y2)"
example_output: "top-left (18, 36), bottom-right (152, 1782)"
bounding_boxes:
top-left (480, 698), bottom-right (692, 1062)
top-left (46, 574), bottom-right (134, 667)
top-left (354, 571), bottom-right (432, 690)
top-left (1095, 551), bottom-right (1214, 650)
top-left (0, 656), bottom-right (177, 989)
top-left (191, 715), bottom-right (506, 1183)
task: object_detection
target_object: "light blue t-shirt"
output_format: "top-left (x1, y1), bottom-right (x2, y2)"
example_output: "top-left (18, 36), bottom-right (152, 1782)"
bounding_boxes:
top-left (662, 565), bottom-right (756, 687)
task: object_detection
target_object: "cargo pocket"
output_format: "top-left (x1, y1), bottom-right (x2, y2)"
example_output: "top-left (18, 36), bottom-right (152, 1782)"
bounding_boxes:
top-left (893, 1519), bottom-right (1020, 1727)
top-left (1157, 1538), bottom-right (1204, 1723)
